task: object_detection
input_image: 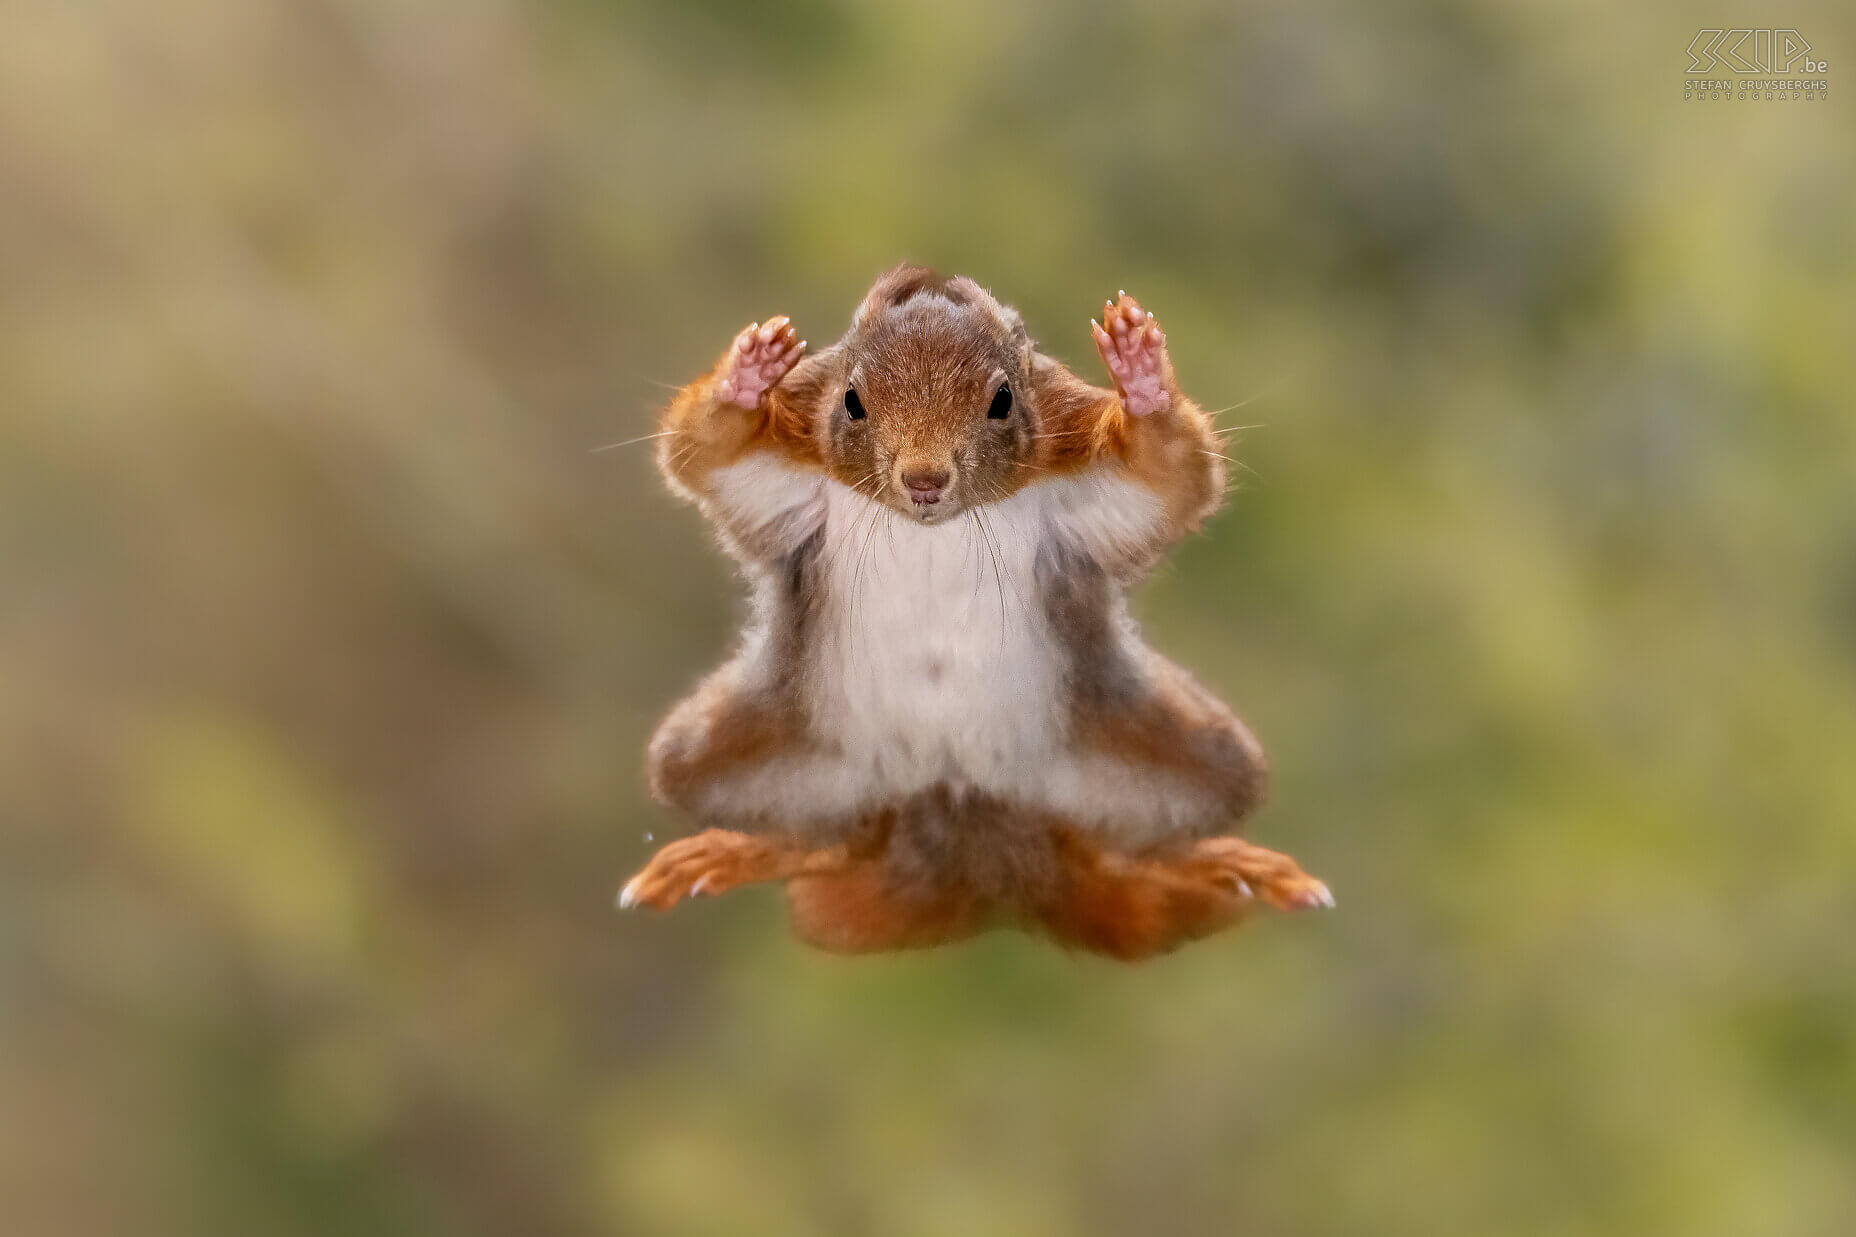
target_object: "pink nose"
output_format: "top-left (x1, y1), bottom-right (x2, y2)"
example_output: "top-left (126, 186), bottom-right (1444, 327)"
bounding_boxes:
top-left (901, 468), bottom-right (950, 506)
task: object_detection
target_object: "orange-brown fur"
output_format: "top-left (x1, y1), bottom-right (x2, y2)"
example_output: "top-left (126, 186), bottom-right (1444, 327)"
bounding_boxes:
top-left (656, 338), bottom-right (823, 501)
top-left (1028, 355), bottom-right (1225, 563)
top-left (624, 265), bottom-right (1328, 958)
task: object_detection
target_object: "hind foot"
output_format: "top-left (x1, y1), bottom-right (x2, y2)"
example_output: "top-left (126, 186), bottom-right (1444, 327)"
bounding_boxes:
top-left (1188, 836), bottom-right (1333, 912)
top-left (618, 829), bottom-right (844, 911)
top-left (1038, 830), bottom-right (1329, 960)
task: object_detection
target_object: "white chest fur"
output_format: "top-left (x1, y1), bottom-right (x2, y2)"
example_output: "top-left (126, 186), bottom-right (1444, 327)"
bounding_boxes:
top-left (705, 456), bottom-right (1193, 838)
top-left (811, 482), bottom-right (1063, 798)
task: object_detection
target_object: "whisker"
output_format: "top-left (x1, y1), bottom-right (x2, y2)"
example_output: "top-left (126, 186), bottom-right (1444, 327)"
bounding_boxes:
top-left (970, 501), bottom-right (1010, 642)
top-left (962, 509), bottom-right (987, 608)
top-left (972, 478), bottom-right (1032, 632)
top-left (813, 468), bottom-right (884, 590)
top-left (1199, 448), bottom-right (1261, 480)
top-left (1205, 368), bottom-right (1296, 417)
top-left (848, 481), bottom-right (890, 668)
top-left (590, 430), bottom-right (676, 454)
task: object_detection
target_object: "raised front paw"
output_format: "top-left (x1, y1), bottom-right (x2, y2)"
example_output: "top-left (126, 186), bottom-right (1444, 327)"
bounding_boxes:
top-left (1090, 292), bottom-right (1172, 417)
top-left (714, 316), bottom-right (806, 410)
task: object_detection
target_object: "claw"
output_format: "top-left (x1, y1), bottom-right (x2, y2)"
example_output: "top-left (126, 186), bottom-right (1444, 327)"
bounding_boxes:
top-left (1280, 881), bottom-right (1335, 912)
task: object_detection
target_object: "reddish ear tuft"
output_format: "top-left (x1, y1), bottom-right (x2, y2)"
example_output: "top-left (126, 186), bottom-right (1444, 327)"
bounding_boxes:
top-left (855, 262), bottom-right (946, 322)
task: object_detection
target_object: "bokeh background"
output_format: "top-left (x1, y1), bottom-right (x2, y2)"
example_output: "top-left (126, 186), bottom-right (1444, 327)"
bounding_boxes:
top-left (4, 1), bottom-right (1854, 1233)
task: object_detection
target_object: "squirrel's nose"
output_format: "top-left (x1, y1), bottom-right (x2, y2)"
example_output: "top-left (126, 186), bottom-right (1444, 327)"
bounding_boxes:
top-left (901, 468), bottom-right (951, 506)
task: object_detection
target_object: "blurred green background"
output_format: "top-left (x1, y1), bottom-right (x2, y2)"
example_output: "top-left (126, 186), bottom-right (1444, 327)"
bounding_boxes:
top-left (4, 1), bottom-right (1854, 1234)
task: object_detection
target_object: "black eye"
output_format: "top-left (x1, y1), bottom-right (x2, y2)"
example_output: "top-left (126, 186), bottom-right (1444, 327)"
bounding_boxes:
top-left (987, 384), bottom-right (1012, 419)
top-left (844, 387), bottom-right (866, 420)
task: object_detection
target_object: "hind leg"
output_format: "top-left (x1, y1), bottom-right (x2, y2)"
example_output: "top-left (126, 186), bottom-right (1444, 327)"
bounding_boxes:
top-left (1035, 830), bottom-right (1330, 961)
top-left (618, 830), bottom-right (848, 910)
top-left (647, 661), bottom-right (878, 832)
top-left (621, 828), bottom-right (984, 951)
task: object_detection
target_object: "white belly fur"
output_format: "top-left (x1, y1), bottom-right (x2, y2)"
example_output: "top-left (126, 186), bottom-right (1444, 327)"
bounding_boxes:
top-left (705, 459), bottom-right (1226, 842)
top-left (811, 480), bottom-right (1064, 801)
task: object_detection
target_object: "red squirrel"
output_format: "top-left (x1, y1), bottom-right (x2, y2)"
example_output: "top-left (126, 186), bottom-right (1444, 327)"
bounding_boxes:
top-left (621, 265), bottom-right (1330, 959)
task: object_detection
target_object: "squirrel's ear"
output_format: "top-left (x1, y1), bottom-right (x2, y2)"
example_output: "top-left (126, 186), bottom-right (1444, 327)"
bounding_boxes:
top-left (854, 263), bottom-right (943, 326)
top-left (998, 305), bottom-right (1032, 370)
top-left (943, 275), bottom-right (1029, 351)
top-left (999, 305), bottom-right (1029, 351)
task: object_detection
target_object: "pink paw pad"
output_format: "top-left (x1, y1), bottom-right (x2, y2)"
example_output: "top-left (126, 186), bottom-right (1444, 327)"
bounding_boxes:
top-left (714, 315), bottom-right (806, 410)
top-left (1090, 292), bottom-right (1171, 417)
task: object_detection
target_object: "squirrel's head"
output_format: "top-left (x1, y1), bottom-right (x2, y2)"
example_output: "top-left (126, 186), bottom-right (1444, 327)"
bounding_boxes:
top-left (816, 265), bottom-right (1037, 525)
